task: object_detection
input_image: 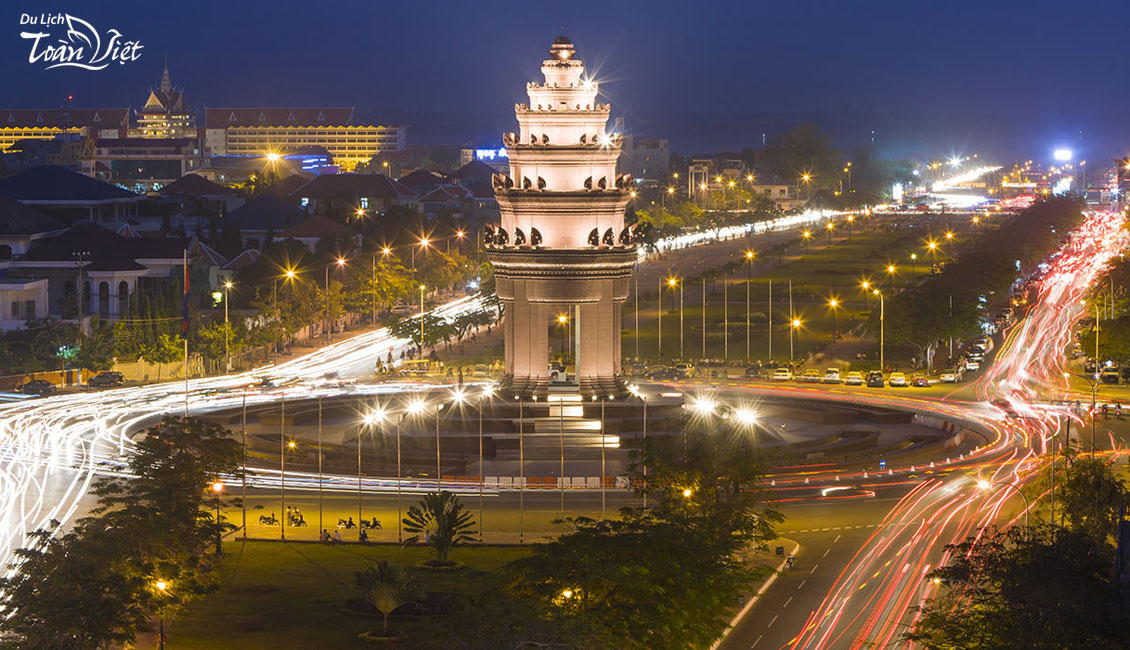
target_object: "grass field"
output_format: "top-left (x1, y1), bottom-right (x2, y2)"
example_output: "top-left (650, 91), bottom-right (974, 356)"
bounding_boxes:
top-left (622, 218), bottom-right (988, 367)
top-left (170, 541), bottom-right (529, 649)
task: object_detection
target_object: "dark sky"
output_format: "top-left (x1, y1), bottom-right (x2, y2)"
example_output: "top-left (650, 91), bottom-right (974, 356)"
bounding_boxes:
top-left (5, 0), bottom-right (1130, 161)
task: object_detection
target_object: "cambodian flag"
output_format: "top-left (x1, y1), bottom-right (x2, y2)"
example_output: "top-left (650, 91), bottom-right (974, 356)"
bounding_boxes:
top-left (182, 249), bottom-right (189, 335)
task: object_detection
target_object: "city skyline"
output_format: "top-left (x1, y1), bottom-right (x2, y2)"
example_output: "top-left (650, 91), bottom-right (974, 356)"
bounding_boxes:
top-left (5, 0), bottom-right (1130, 159)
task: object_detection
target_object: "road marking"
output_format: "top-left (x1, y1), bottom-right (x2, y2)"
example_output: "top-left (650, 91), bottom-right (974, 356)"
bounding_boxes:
top-left (768, 615), bottom-right (779, 628)
top-left (797, 579), bottom-right (806, 590)
top-left (821, 527), bottom-right (830, 531)
top-left (784, 596), bottom-right (794, 608)
top-left (810, 563), bottom-right (819, 574)
top-left (822, 548), bottom-right (831, 558)
top-left (833, 534), bottom-right (841, 543)
top-left (752, 634), bottom-right (763, 648)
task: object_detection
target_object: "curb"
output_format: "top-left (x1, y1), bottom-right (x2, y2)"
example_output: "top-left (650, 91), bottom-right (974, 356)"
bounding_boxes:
top-left (711, 538), bottom-right (801, 650)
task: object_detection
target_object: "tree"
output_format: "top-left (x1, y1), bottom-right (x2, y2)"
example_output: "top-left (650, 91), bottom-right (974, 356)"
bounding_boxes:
top-left (906, 525), bottom-right (1130, 650)
top-left (353, 560), bottom-right (421, 636)
top-left (1042, 449), bottom-right (1126, 541)
top-left (759, 123), bottom-right (842, 192)
top-left (1077, 315), bottom-right (1130, 366)
top-left (75, 319), bottom-right (117, 372)
top-left (141, 333), bottom-right (184, 382)
top-left (401, 491), bottom-right (477, 565)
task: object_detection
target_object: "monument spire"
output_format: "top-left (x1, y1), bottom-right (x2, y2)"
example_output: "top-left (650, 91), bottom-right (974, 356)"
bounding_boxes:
top-left (160, 56), bottom-right (171, 94)
top-left (486, 37), bottom-right (638, 399)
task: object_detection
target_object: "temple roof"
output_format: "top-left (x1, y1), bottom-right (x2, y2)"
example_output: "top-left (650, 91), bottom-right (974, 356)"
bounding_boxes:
top-left (204, 107), bottom-right (355, 128)
top-left (0, 109), bottom-right (129, 130)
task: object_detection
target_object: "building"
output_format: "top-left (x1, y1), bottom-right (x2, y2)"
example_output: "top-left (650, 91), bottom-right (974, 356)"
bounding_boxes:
top-left (292, 173), bottom-right (417, 217)
top-left (158, 173), bottom-right (242, 216)
top-left (83, 137), bottom-right (203, 192)
top-left (0, 193), bottom-right (68, 260)
top-left (618, 135), bottom-right (668, 187)
top-left (280, 213), bottom-right (361, 253)
top-left (0, 108), bottom-right (129, 152)
top-left (0, 166), bottom-right (142, 225)
top-left (203, 108), bottom-right (406, 171)
top-left (0, 273), bottom-right (49, 331)
top-left (132, 61), bottom-right (197, 139)
top-left (219, 193), bottom-right (309, 251)
top-left (486, 37), bottom-right (637, 398)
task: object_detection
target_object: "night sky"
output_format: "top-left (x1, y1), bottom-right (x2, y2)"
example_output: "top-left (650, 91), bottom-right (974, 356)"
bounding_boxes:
top-left (5, 0), bottom-right (1130, 161)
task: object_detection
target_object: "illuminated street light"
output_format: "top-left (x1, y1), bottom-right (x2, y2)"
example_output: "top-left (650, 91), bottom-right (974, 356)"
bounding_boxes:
top-left (682, 488), bottom-right (693, 498)
top-left (266, 152), bottom-right (281, 163)
top-left (733, 408), bottom-right (756, 426)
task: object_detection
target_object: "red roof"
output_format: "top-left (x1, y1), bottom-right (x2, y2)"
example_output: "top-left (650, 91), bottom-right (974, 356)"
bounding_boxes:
top-left (203, 107), bottom-right (355, 128)
top-left (221, 248), bottom-right (260, 271)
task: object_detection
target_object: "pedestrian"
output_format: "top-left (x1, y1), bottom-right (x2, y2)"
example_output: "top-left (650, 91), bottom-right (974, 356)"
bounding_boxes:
top-left (359, 528), bottom-right (368, 543)
top-left (321, 529), bottom-right (330, 543)
top-left (332, 529), bottom-right (343, 543)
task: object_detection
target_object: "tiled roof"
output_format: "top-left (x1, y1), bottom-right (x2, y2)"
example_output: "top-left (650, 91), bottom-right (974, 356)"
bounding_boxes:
top-left (291, 173), bottom-right (417, 201)
top-left (221, 193), bottom-right (307, 232)
top-left (160, 173), bottom-right (234, 197)
top-left (188, 237), bottom-right (227, 267)
top-left (203, 107), bottom-right (354, 128)
top-left (0, 109), bottom-right (129, 129)
top-left (0, 193), bottom-right (66, 236)
top-left (22, 223), bottom-right (189, 272)
top-left (221, 248), bottom-right (260, 271)
top-left (451, 160), bottom-right (497, 180)
top-left (418, 186), bottom-right (472, 203)
top-left (280, 214), bottom-right (357, 240)
top-left (0, 166), bottom-right (137, 203)
top-left (268, 174), bottom-right (314, 198)
top-left (398, 169), bottom-right (447, 188)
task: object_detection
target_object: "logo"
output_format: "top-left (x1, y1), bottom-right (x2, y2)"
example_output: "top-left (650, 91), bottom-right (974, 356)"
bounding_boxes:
top-left (20, 13), bottom-right (143, 70)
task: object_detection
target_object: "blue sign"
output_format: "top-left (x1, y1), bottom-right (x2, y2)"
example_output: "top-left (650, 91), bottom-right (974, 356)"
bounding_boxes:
top-left (879, 459), bottom-right (887, 470)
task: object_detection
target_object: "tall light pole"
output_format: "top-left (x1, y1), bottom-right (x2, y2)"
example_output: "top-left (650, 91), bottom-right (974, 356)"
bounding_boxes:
top-left (419, 284), bottom-right (427, 356)
top-left (325, 257), bottom-right (346, 344)
top-left (910, 253), bottom-right (918, 282)
top-left (827, 297), bottom-right (839, 341)
top-left (223, 281), bottom-right (233, 371)
top-left (874, 290), bottom-right (885, 372)
top-left (155, 581), bottom-right (169, 650)
top-left (745, 250), bottom-right (754, 361)
top-left (478, 386), bottom-right (492, 539)
top-left (679, 278), bottom-right (684, 359)
top-left (211, 481), bottom-right (224, 555)
top-left (273, 268), bottom-right (297, 364)
top-left (886, 264), bottom-right (896, 292)
top-left (790, 318), bottom-right (801, 362)
top-left (802, 230), bottom-right (811, 255)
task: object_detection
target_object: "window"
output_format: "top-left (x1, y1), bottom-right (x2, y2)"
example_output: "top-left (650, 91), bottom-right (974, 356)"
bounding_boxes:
top-left (300, 197), bottom-right (309, 207)
top-left (11, 301), bottom-right (20, 318)
top-left (360, 198), bottom-right (369, 209)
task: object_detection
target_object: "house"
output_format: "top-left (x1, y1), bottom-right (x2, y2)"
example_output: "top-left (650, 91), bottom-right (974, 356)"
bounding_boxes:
top-left (397, 169), bottom-right (448, 194)
top-left (418, 185), bottom-right (472, 219)
top-left (280, 214), bottom-right (360, 253)
top-left (0, 259), bottom-right (49, 331)
top-left (0, 165), bottom-right (142, 225)
top-left (159, 173), bottom-right (243, 215)
top-left (291, 173), bottom-right (417, 217)
top-left (219, 193), bottom-right (308, 250)
top-left (0, 193), bottom-right (68, 260)
top-left (9, 223), bottom-right (191, 321)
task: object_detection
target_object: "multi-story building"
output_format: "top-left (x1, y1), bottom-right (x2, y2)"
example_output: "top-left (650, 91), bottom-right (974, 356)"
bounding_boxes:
top-left (83, 137), bottom-right (203, 192)
top-left (203, 108), bottom-right (406, 171)
top-left (131, 61), bottom-right (197, 139)
top-left (0, 108), bottom-right (128, 152)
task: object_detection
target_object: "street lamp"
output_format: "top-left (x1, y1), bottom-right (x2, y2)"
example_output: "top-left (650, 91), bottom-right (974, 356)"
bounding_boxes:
top-left (826, 221), bottom-right (835, 244)
top-left (361, 408), bottom-right (387, 537)
top-left (910, 253), bottom-right (918, 281)
top-left (325, 257), bottom-right (347, 344)
top-left (874, 289), bottom-right (884, 372)
top-left (223, 281), bottom-right (233, 371)
top-left (154, 580), bottom-right (169, 650)
top-left (211, 481), bottom-right (224, 554)
top-left (745, 250), bottom-right (755, 360)
top-left (827, 297), bottom-right (839, 341)
top-left (860, 280), bottom-right (871, 308)
top-left (418, 285), bottom-right (427, 355)
top-left (976, 479), bottom-right (1030, 534)
top-left (273, 268), bottom-right (298, 363)
top-left (802, 230), bottom-right (811, 254)
top-left (790, 318), bottom-right (801, 361)
top-left (886, 264), bottom-right (897, 292)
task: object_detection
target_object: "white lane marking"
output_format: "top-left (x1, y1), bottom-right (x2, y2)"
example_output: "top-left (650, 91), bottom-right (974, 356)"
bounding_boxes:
top-left (810, 563), bottom-right (819, 574)
top-left (752, 634), bottom-right (763, 648)
top-left (784, 596), bottom-right (794, 608)
top-left (768, 615), bottom-right (779, 628)
top-left (833, 534), bottom-right (842, 543)
top-left (797, 579), bottom-right (806, 590)
top-left (822, 548), bottom-right (831, 558)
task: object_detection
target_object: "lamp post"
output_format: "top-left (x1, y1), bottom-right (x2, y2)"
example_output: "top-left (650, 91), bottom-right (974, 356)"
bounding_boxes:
top-left (478, 386), bottom-right (492, 539)
top-left (273, 269), bottom-right (297, 364)
top-left (977, 479), bottom-right (1030, 535)
top-left (910, 253), bottom-right (918, 282)
top-left (874, 290), bottom-right (885, 372)
top-left (860, 280), bottom-right (871, 308)
top-left (325, 257), bottom-right (346, 344)
top-left (802, 230), bottom-right (811, 255)
top-left (745, 250), bottom-right (754, 361)
top-left (790, 318), bottom-right (800, 361)
top-left (827, 297), bottom-right (839, 341)
top-left (679, 278), bottom-right (684, 359)
top-left (887, 264), bottom-right (896, 292)
top-left (826, 221), bottom-right (834, 245)
top-left (211, 481), bottom-right (224, 555)
top-left (154, 580), bottom-right (169, 650)
top-left (419, 284), bottom-right (426, 356)
top-left (223, 281), bottom-right (233, 371)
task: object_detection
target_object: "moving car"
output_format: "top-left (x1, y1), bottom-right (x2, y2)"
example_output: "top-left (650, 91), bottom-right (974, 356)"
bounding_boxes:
top-left (88, 371), bottom-right (124, 387)
top-left (844, 371), bottom-right (864, 386)
top-left (744, 364), bottom-right (765, 379)
top-left (472, 364), bottom-right (491, 378)
top-left (939, 368), bottom-right (960, 383)
top-left (1100, 367), bottom-right (1120, 384)
top-left (800, 369), bottom-right (823, 383)
top-left (888, 372), bottom-right (908, 387)
top-left (398, 359), bottom-right (446, 377)
top-left (17, 379), bottom-right (55, 396)
top-left (646, 365), bottom-right (679, 380)
top-left (673, 362), bottom-right (694, 378)
top-left (822, 368), bottom-right (842, 384)
top-left (866, 371), bottom-right (885, 387)
top-left (771, 368), bottom-right (793, 381)
top-left (911, 374), bottom-right (930, 387)
top-left (963, 359), bottom-right (981, 371)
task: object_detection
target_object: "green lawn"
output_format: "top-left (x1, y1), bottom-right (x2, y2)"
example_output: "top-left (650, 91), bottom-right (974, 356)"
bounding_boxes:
top-left (622, 221), bottom-right (988, 366)
top-left (171, 540), bottom-right (529, 649)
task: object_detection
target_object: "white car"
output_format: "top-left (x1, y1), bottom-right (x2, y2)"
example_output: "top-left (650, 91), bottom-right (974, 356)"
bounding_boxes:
top-left (844, 371), bottom-right (864, 386)
top-left (888, 372), bottom-right (908, 387)
top-left (939, 370), bottom-right (957, 383)
top-left (771, 368), bottom-right (793, 381)
top-left (823, 368), bottom-right (842, 384)
top-left (800, 369), bottom-right (823, 383)
top-left (964, 359), bottom-right (981, 371)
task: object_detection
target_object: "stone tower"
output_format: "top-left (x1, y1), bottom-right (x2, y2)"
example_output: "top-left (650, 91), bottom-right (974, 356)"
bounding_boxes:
top-left (486, 36), bottom-right (639, 399)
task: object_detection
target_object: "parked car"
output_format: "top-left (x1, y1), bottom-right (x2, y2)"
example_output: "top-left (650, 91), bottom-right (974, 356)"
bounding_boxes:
top-left (646, 365), bottom-right (679, 380)
top-left (866, 371), bottom-right (885, 387)
top-left (844, 371), bottom-right (864, 386)
top-left (888, 372), bottom-right (908, 387)
top-left (744, 364), bottom-right (766, 379)
top-left (88, 371), bottom-right (124, 387)
top-left (939, 368), bottom-right (960, 383)
top-left (472, 364), bottom-right (490, 378)
top-left (822, 368), bottom-right (842, 384)
top-left (963, 359), bottom-right (981, 371)
top-left (1100, 367), bottom-right (1120, 384)
top-left (800, 369), bottom-right (823, 383)
top-left (17, 379), bottom-right (55, 396)
top-left (771, 368), bottom-right (793, 381)
top-left (673, 362), bottom-right (693, 378)
top-left (911, 374), bottom-right (930, 387)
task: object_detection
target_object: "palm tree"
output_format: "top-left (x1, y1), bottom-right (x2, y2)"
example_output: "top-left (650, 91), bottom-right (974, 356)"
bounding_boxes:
top-left (353, 560), bottom-right (420, 636)
top-left (401, 491), bottom-right (477, 564)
